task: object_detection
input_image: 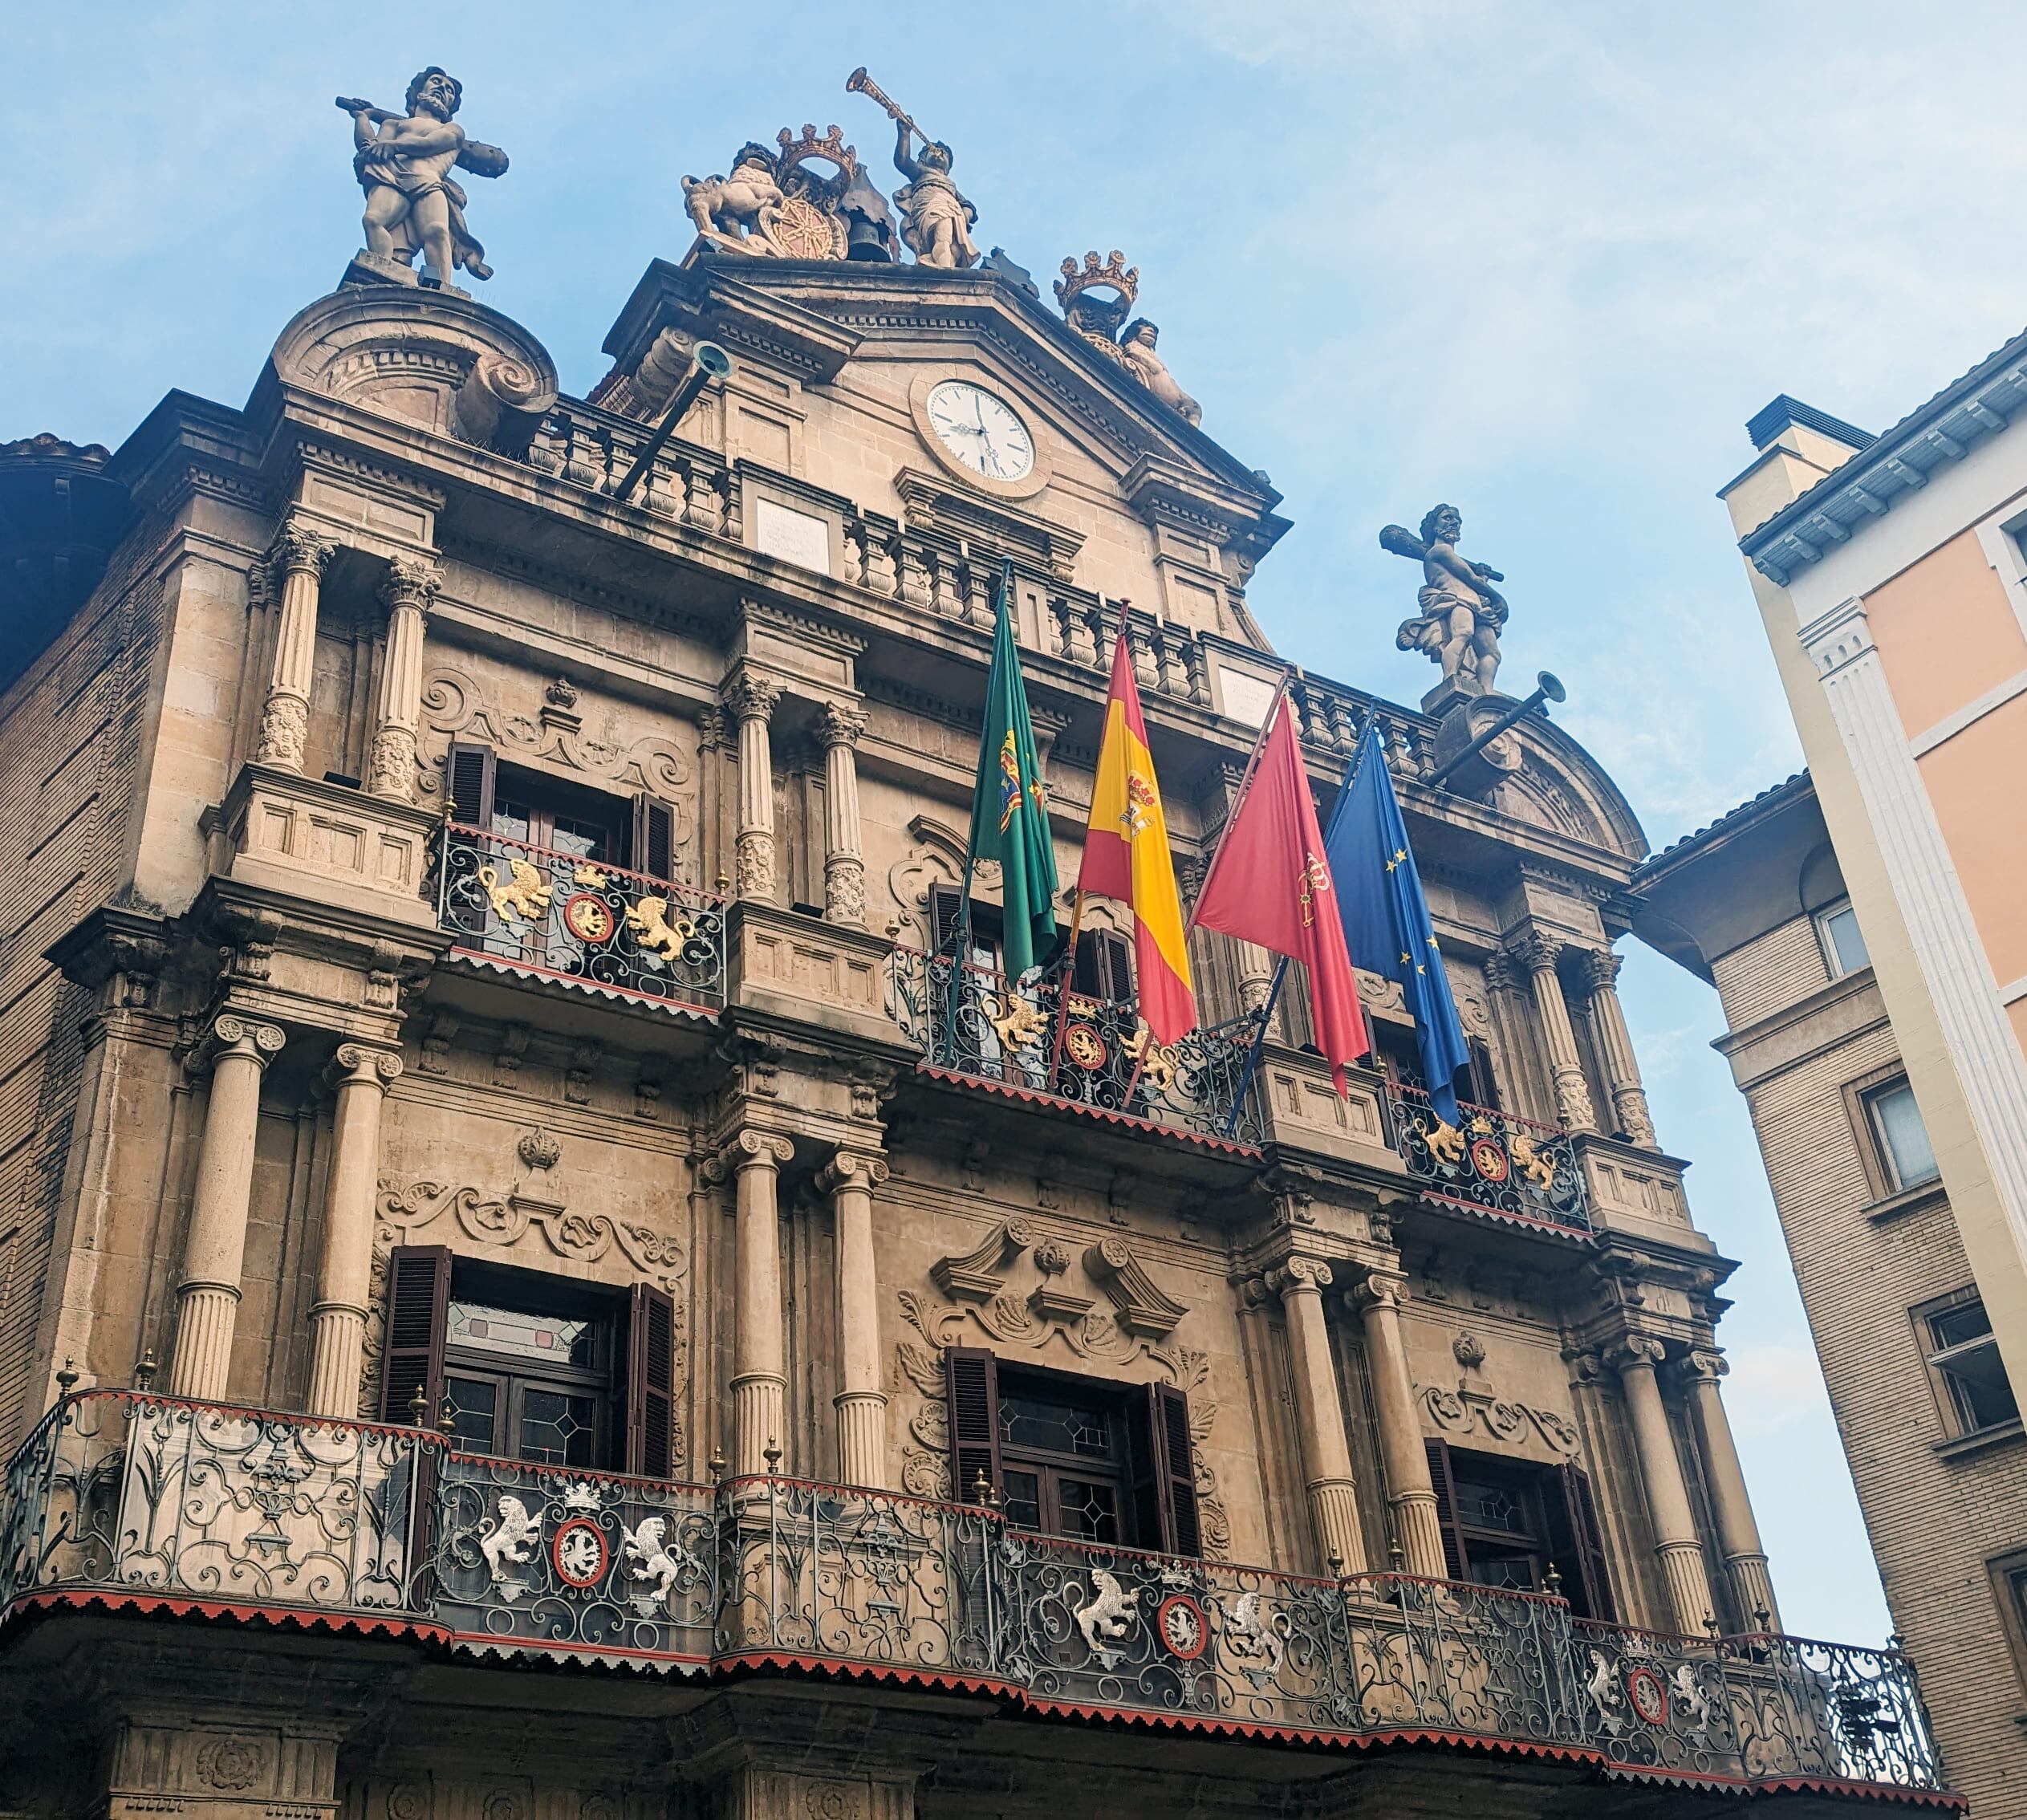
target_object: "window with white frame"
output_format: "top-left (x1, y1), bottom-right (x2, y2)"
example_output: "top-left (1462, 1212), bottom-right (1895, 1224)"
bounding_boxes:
top-left (1814, 897), bottom-right (1870, 978)
top-left (1863, 1079), bottom-right (1940, 1193)
top-left (1922, 1297), bottom-right (2020, 1438)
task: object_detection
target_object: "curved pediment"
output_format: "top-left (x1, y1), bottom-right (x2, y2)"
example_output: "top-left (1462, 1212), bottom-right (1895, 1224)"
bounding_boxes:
top-left (1493, 718), bottom-right (1648, 862)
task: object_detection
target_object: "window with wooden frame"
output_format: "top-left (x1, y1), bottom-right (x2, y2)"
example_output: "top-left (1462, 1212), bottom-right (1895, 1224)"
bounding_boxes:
top-left (943, 1348), bottom-right (1199, 1555)
top-left (1986, 1546), bottom-right (2027, 1696)
top-left (379, 1245), bottom-right (678, 1479)
top-left (1914, 1290), bottom-right (2020, 1440)
top-left (445, 743), bottom-right (679, 879)
top-left (1425, 1438), bottom-right (1615, 1619)
top-left (927, 885), bottom-right (1113, 989)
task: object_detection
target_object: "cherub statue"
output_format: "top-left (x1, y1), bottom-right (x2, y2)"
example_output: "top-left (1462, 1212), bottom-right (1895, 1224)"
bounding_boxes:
top-left (892, 122), bottom-right (979, 270)
top-left (336, 70), bottom-right (507, 288)
top-left (1379, 505), bottom-right (1509, 697)
top-left (1118, 319), bottom-right (1202, 426)
top-left (682, 143), bottom-right (786, 254)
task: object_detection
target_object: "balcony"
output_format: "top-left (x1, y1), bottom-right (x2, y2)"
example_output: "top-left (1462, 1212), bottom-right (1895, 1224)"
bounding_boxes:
top-left (434, 823), bottom-right (729, 1015)
top-left (2, 1391), bottom-right (1948, 1803)
top-left (886, 946), bottom-right (1266, 1149)
top-left (1387, 1084), bottom-right (1593, 1235)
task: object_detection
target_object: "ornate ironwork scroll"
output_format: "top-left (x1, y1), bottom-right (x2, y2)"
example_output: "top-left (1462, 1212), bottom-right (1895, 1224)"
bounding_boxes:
top-left (1387, 1085), bottom-right (1591, 1233)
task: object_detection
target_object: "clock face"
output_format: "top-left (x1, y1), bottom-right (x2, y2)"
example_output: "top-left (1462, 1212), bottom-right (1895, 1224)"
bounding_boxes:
top-left (925, 380), bottom-right (1036, 483)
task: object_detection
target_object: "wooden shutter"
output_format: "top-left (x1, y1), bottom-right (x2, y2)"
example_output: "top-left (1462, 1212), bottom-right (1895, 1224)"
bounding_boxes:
top-left (632, 793), bottom-right (676, 883)
top-left (1559, 1461), bottom-right (1617, 1622)
top-left (445, 741), bottom-right (496, 829)
top-left (943, 1346), bottom-right (1003, 1504)
top-left (931, 885), bottom-right (966, 957)
top-left (1074, 928), bottom-right (1133, 1003)
top-left (1151, 1383), bottom-right (1200, 1557)
top-left (1464, 1038), bottom-right (1498, 1111)
top-left (380, 1245), bottom-right (452, 1426)
top-left (1424, 1437), bottom-right (1470, 1581)
top-left (624, 1282), bottom-right (678, 1479)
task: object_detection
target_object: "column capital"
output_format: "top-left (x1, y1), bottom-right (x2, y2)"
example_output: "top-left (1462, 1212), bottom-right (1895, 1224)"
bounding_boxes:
top-left (817, 701), bottom-right (868, 750)
top-left (1346, 1267), bottom-right (1408, 1315)
top-left (722, 671), bottom-right (784, 723)
top-left (270, 514), bottom-right (335, 578)
top-left (1265, 1255), bottom-right (1334, 1298)
top-left (207, 1014), bottom-right (286, 1071)
top-left (817, 1148), bottom-right (889, 1195)
top-left (378, 552), bottom-right (443, 614)
top-left (1678, 1347), bottom-right (1728, 1385)
top-left (704, 1127), bottom-right (794, 1182)
top-left (1511, 929), bottom-right (1566, 976)
top-left (329, 1042), bottom-right (403, 1092)
top-left (1576, 946), bottom-right (1623, 993)
top-left (1607, 1334), bottom-right (1668, 1373)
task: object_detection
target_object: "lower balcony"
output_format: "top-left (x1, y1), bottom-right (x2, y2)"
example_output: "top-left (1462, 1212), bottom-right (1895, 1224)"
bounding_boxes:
top-left (1, 1391), bottom-right (1948, 1804)
top-left (886, 946), bottom-right (1266, 1149)
top-left (1387, 1083), bottom-right (1594, 1234)
top-left (434, 822), bottom-right (729, 1014)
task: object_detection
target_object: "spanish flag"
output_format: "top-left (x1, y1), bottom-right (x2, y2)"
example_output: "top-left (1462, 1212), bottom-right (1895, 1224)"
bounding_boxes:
top-left (1078, 631), bottom-right (1196, 1045)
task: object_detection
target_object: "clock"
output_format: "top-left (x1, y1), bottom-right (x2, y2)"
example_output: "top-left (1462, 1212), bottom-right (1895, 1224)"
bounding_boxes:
top-left (924, 380), bottom-right (1036, 483)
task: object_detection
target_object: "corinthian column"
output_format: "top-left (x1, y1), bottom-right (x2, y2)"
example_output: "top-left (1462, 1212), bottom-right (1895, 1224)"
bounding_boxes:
top-left (1516, 933), bottom-right (1598, 1131)
top-left (724, 673), bottom-right (782, 902)
top-left (1680, 1349), bottom-right (1780, 1629)
top-left (819, 1149), bottom-right (890, 1485)
top-left (817, 702), bottom-right (869, 928)
top-left (169, 1015), bottom-right (286, 1400)
top-left (1578, 949), bottom-right (1657, 1148)
top-left (1268, 1257), bottom-right (1368, 1574)
top-left (1612, 1336), bottom-right (1715, 1635)
top-left (306, 1044), bottom-right (403, 1417)
top-left (252, 518), bottom-right (335, 771)
top-left (364, 555), bottom-right (441, 802)
top-left (710, 1129), bottom-right (794, 1475)
top-left (1350, 1272), bottom-right (1446, 1578)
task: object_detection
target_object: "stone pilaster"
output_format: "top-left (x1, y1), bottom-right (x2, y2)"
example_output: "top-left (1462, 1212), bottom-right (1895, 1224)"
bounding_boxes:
top-left (251, 518), bottom-right (334, 771)
top-left (1349, 1270), bottom-right (1446, 1578)
top-left (725, 672), bottom-right (782, 902)
top-left (1515, 932), bottom-right (1598, 1131)
top-left (364, 554), bottom-right (441, 801)
top-left (1680, 1348), bottom-right (1780, 1629)
top-left (819, 1148), bottom-right (890, 1486)
top-left (305, 1043), bottom-right (402, 1417)
top-left (708, 1127), bottom-right (794, 1475)
top-left (1611, 1335), bottom-right (1715, 1635)
top-left (169, 1015), bottom-right (286, 1400)
top-left (1578, 948), bottom-right (1657, 1148)
top-left (1266, 1256), bottom-right (1367, 1574)
top-left (818, 701), bottom-right (869, 928)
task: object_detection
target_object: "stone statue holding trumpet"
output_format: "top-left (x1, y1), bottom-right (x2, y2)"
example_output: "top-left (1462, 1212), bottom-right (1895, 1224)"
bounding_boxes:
top-left (847, 68), bottom-right (980, 270)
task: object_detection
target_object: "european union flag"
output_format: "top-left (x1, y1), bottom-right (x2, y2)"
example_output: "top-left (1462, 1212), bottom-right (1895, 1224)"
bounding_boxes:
top-left (1325, 724), bottom-right (1471, 1126)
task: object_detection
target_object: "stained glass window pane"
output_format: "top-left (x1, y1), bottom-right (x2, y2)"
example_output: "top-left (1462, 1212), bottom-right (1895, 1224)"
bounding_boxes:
top-left (519, 1388), bottom-right (597, 1467)
top-left (443, 1375), bottom-right (498, 1454)
top-left (449, 1300), bottom-right (597, 1367)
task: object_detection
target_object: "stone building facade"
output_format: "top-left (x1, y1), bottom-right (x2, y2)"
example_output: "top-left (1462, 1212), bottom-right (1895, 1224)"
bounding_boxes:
top-left (0, 103), bottom-right (1949, 1819)
top-left (1636, 773), bottom-right (2025, 1816)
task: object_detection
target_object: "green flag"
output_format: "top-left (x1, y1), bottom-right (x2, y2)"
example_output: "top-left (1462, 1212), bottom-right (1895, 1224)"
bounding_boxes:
top-left (965, 568), bottom-right (1061, 979)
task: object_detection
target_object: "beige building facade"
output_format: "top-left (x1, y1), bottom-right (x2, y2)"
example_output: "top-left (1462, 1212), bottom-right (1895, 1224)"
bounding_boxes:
top-left (0, 92), bottom-right (1952, 1820)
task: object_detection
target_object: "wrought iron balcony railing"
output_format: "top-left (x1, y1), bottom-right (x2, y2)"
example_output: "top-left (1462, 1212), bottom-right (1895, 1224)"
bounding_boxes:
top-left (886, 946), bottom-right (1266, 1148)
top-left (1387, 1084), bottom-right (1592, 1233)
top-left (435, 823), bottom-right (728, 1014)
top-left (0, 1395), bottom-right (1945, 1801)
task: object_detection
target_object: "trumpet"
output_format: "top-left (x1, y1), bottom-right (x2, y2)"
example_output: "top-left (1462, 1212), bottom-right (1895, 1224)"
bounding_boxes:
top-left (847, 67), bottom-right (919, 138)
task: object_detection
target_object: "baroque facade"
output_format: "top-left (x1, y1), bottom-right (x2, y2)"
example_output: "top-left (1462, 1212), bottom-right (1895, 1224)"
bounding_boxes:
top-left (0, 87), bottom-right (1949, 1819)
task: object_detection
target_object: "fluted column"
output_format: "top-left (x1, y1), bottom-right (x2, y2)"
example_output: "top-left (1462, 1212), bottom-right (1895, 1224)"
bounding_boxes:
top-left (364, 555), bottom-right (441, 801)
top-left (1268, 1257), bottom-right (1367, 1574)
top-left (724, 674), bottom-right (782, 901)
top-left (306, 1044), bottom-right (403, 1417)
top-left (1579, 949), bottom-right (1657, 1148)
top-left (1680, 1349), bottom-right (1780, 1629)
top-left (1350, 1272), bottom-right (1446, 1578)
top-left (252, 518), bottom-right (335, 771)
top-left (1613, 1336), bottom-right (1715, 1635)
top-left (169, 1015), bottom-right (286, 1399)
top-left (819, 1148), bottom-right (890, 1485)
top-left (710, 1129), bottom-right (794, 1475)
top-left (1516, 933), bottom-right (1598, 1131)
top-left (818, 702), bottom-right (869, 928)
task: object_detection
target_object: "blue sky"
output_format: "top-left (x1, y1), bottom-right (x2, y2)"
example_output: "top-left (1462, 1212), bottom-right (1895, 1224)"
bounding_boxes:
top-left (13, 0), bottom-right (2027, 1644)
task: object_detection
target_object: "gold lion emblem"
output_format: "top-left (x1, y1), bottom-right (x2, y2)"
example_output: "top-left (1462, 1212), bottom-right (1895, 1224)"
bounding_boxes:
top-left (984, 991), bottom-right (1050, 1051)
top-left (477, 857), bottom-right (553, 924)
top-left (1508, 1131), bottom-right (1559, 1188)
top-left (1425, 1116), bottom-right (1467, 1165)
top-left (1120, 1022), bottom-right (1176, 1092)
top-left (625, 895), bottom-right (697, 961)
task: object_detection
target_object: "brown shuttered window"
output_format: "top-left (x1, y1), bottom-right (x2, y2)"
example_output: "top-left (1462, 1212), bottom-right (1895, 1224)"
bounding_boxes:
top-left (632, 792), bottom-right (676, 883)
top-left (1074, 928), bottom-right (1134, 1004)
top-left (1559, 1461), bottom-right (1617, 1622)
top-left (446, 741), bottom-right (497, 828)
top-left (1424, 1436), bottom-right (1469, 1581)
top-left (943, 1346), bottom-right (1004, 1505)
top-left (1146, 1382), bottom-right (1200, 1555)
top-left (380, 1245), bottom-right (453, 1425)
top-left (623, 1283), bottom-right (678, 1479)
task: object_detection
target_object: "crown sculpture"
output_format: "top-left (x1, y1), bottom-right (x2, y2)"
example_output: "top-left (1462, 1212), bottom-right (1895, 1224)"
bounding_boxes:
top-left (1053, 251), bottom-right (1200, 426)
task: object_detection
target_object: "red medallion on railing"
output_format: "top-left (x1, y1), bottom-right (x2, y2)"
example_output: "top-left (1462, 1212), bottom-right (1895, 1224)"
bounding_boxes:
top-left (1063, 1024), bottom-right (1107, 1070)
top-left (1468, 1137), bottom-right (1509, 1181)
top-left (562, 892), bottom-right (617, 945)
top-left (1155, 1593), bottom-right (1209, 1660)
top-left (550, 1517), bottom-right (609, 1589)
top-left (1625, 1663), bottom-right (1670, 1726)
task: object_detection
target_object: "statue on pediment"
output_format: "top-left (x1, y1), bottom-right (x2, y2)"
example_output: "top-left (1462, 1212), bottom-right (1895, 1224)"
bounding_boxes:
top-left (847, 68), bottom-right (979, 270)
top-left (1054, 254), bottom-right (1204, 426)
top-left (1119, 319), bottom-right (1201, 427)
top-left (336, 69), bottom-right (508, 289)
top-left (683, 126), bottom-right (875, 262)
top-left (1380, 506), bottom-right (1509, 697)
top-left (683, 143), bottom-right (788, 255)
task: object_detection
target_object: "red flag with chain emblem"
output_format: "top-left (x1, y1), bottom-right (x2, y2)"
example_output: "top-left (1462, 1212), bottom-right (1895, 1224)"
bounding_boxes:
top-left (1192, 698), bottom-right (1368, 1092)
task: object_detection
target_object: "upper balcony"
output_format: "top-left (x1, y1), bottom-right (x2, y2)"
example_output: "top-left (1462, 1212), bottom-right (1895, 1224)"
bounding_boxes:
top-left (1, 1390), bottom-right (1949, 1805)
